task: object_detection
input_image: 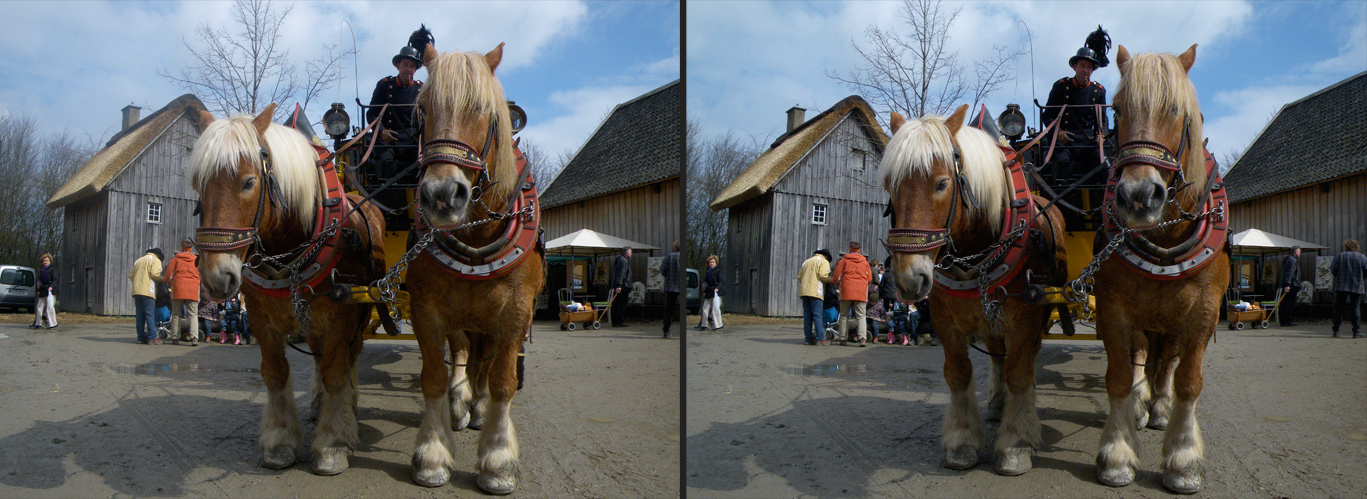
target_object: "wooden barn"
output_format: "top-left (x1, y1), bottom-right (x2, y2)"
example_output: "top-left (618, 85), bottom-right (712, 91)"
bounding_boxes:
top-left (710, 95), bottom-right (889, 317)
top-left (539, 80), bottom-right (681, 308)
top-left (45, 94), bottom-right (207, 315)
top-left (1224, 70), bottom-right (1366, 304)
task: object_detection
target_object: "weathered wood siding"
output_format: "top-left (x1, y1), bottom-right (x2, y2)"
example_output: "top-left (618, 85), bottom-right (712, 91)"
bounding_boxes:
top-left (722, 194), bottom-right (773, 315)
top-left (541, 179), bottom-right (681, 290)
top-left (1232, 172), bottom-right (1367, 286)
top-left (723, 114), bottom-right (887, 316)
top-left (59, 116), bottom-right (200, 315)
top-left (58, 194), bottom-right (109, 314)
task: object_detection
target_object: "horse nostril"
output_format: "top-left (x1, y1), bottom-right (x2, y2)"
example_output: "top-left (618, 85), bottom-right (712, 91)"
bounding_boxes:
top-left (451, 182), bottom-right (470, 206)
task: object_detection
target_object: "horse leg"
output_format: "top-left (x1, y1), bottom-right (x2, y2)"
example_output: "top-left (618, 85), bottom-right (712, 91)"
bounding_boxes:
top-left (310, 322), bottom-right (361, 476)
top-left (1161, 340), bottom-right (1207, 494)
top-left (1146, 334), bottom-right (1176, 430)
top-left (476, 333), bottom-right (523, 495)
top-left (1096, 317), bottom-right (1141, 487)
top-left (258, 328), bottom-right (302, 469)
top-left (985, 334), bottom-right (1007, 422)
top-left (1129, 333), bottom-right (1153, 430)
top-left (411, 316), bottom-right (457, 487)
top-left (994, 327), bottom-right (1043, 476)
top-left (307, 355), bottom-right (323, 422)
top-left (447, 331), bottom-right (475, 431)
top-left (468, 337), bottom-right (491, 431)
top-left (940, 330), bottom-right (983, 470)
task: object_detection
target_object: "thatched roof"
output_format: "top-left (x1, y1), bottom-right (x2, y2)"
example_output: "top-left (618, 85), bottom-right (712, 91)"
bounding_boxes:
top-left (710, 95), bottom-right (887, 211)
top-left (1225, 71), bottom-right (1367, 203)
top-left (46, 94), bottom-right (207, 209)
top-left (540, 80), bottom-right (681, 209)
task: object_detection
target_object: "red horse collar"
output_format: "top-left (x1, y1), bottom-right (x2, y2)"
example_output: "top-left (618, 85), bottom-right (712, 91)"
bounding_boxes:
top-left (933, 144), bottom-right (1038, 298)
top-left (417, 146), bottom-right (541, 280)
top-left (242, 144), bottom-right (351, 297)
top-left (1101, 147), bottom-right (1228, 280)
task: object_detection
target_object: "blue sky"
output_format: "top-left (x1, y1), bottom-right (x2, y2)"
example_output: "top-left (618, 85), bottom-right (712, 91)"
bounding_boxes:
top-left (0, 1), bottom-right (680, 161)
top-left (686, 1), bottom-right (1366, 165)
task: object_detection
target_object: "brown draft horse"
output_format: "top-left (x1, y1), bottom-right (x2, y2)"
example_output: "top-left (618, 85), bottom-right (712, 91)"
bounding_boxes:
top-left (403, 43), bottom-right (545, 495)
top-left (189, 105), bottom-right (385, 475)
top-left (882, 105), bottom-right (1067, 475)
top-left (1092, 44), bottom-right (1229, 494)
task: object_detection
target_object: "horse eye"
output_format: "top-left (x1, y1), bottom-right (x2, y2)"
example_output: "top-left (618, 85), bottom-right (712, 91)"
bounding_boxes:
top-left (243, 177), bottom-right (256, 191)
top-left (936, 178), bottom-right (950, 192)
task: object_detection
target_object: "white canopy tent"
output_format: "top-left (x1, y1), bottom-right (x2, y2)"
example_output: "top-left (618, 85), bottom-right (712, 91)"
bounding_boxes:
top-left (1229, 229), bottom-right (1328, 255)
top-left (544, 229), bottom-right (659, 256)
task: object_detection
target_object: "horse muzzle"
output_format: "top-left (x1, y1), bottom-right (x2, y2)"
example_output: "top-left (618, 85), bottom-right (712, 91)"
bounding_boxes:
top-left (889, 253), bottom-right (935, 303)
top-left (418, 176), bottom-right (472, 228)
top-left (199, 253), bottom-right (243, 301)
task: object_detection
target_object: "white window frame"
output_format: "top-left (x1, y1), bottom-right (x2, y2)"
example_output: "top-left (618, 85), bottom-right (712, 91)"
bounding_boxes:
top-left (147, 202), bottom-right (163, 224)
top-left (812, 203), bottom-right (827, 225)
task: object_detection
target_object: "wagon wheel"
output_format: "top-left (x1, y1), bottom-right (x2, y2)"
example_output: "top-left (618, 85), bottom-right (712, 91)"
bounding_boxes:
top-left (1260, 320), bottom-right (1269, 329)
top-left (567, 322), bottom-right (576, 331)
top-left (1234, 321), bottom-right (1245, 331)
top-left (592, 321), bottom-right (601, 330)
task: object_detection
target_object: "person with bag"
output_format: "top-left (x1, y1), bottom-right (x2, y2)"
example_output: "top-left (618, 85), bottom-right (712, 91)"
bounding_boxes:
top-left (698, 255), bottom-right (725, 330)
top-left (31, 254), bottom-right (58, 329)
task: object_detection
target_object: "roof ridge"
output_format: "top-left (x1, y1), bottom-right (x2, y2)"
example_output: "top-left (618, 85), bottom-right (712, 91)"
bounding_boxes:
top-left (1283, 70), bottom-right (1367, 109)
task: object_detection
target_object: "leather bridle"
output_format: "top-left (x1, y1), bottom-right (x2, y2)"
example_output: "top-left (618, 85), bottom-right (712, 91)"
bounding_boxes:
top-left (418, 112), bottom-right (499, 201)
top-left (194, 145), bottom-right (280, 255)
top-left (885, 145), bottom-right (976, 263)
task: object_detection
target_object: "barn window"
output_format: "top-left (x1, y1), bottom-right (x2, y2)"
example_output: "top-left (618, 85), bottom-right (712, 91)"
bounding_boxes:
top-left (812, 203), bottom-right (827, 225)
top-left (147, 202), bottom-right (163, 224)
top-left (851, 147), bottom-right (868, 171)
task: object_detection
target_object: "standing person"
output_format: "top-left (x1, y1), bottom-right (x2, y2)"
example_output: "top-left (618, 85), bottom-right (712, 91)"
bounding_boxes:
top-left (1329, 239), bottom-right (1367, 338)
top-left (238, 293), bottom-right (252, 345)
top-left (878, 255), bottom-right (899, 311)
top-left (163, 238), bottom-right (201, 346)
top-left (1278, 246), bottom-right (1302, 327)
top-left (611, 246), bottom-right (633, 327)
top-left (367, 25), bottom-right (432, 181)
top-left (1043, 26), bottom-right (1111, 179)
top-left (661, 241), bottom-right (681, 339)
top-left (797, 249), bottom-right (833, 345)
top-left (224, 294), bottom-right (245, 345)
top-left (833, 242), bottom-right (872, 347)
top-left (698, 255), bottom-right (725, 330)
top-left (129, 248), bottom-right (165, 345)
top-left (30, 254), bottom-right (58, 329)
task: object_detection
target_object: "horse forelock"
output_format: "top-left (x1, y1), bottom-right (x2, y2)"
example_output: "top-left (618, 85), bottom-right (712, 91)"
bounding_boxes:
top-left (418, 50), bottom-right (516, 201)
top-left (880, 115), bottom-right (1009, 231)
top-left (188, 115), bottom-right (320, 232)
top-left (1116, 51), bottom-right (1207, 200)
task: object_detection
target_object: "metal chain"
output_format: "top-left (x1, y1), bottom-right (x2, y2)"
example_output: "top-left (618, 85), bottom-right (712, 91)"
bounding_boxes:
top-left (932, 218), bottom-right (1031, 333)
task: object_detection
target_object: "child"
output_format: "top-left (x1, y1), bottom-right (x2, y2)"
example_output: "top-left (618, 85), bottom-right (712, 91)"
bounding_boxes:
top-left (223, 295), bottom-right (245, 345)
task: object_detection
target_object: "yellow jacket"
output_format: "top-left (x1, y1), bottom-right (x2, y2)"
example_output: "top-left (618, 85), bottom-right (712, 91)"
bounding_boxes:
top-left (796, 254), bottom-right (832, 299)
top-left (128, 253), bottom-right (164, 298)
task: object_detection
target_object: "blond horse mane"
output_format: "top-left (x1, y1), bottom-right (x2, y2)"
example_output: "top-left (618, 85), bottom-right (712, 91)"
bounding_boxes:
top-left (417, 49), bottom-right (516, 204)
top-left (188, 115), bottom-right (321, 233)
top-left (879, 114), bottom-right (1011, 233)
top-left (1115, 51), bottom-right (1207, 203)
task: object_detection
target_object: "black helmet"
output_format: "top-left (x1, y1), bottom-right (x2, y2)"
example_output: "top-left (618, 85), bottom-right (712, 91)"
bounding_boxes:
top-left (393, 24), bottom-right (435, 69)
top-left (1069, 47), bottom-right (1102, 69)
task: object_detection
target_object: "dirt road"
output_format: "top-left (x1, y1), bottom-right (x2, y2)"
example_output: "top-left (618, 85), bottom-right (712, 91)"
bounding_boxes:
top-left (686, 317), bottom-right (1367, 498)
top-left (0, 315), bottom-right (678, 498)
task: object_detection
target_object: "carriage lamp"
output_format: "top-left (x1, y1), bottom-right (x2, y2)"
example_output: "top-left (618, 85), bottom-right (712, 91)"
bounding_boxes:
top-left (998, 104), bottom-right (1026, 141)
top-left (322, 103), bottom-right (350, 140)
top-left (507, 101), bottom-right (527, 135)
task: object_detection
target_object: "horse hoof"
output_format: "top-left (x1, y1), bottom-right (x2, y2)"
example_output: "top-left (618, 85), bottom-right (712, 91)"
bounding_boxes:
top-left (995, 448), bottom-right (1032, 476)
top-left (1135, 411), bottom-right (1150, 431)
top-left (452, 411), bottom-right (471, 431)
top-left (311, 449), bottom-right (349, 476)
top-left (944, 447), bottom-right (979, 470)
top-left (413, 466), bottom-right (451, 488)
top-left (477, 473), bottom-right (516, 495)
top-left (261, 447), bottom-right (296, 469)
top-left (468, 414), bottom-right (484, 431)
top-left (1163, 471), bottom-right (1201, 494)
top-left (1147, 415), bottom-right (1169, 430)
top-left (1097, 465), bottom-right (1135, 487)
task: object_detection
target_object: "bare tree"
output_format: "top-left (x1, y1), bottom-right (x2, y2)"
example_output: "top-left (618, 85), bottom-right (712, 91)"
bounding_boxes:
top-left (826, 0), bottom-right (1024, 126)
top-left (159, 0), bottom-right (353, 116)
top-left (686, 119), bottom-right (763, 270)
top-left (517, 138), bottom-right (565, 189)
top-left (0, 114), bottom-right (97, 266)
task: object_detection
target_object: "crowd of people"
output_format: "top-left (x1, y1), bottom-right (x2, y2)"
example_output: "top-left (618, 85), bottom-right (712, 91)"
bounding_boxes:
top-left (796, 241), bottom-right (936, 347)
top-left (130, 238), bottom-right (251, 346)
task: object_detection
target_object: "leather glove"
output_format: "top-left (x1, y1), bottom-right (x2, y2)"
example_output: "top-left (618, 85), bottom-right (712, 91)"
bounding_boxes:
top-left (381, 129), bottom-right (397, 145)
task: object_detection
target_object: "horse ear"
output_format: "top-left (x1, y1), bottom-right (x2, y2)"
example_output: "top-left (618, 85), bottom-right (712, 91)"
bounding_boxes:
top-left (1116, 45), bottom-right (1130, 72)
top-left (198, 110), bottom-right (216, 131)
top-left (1178, 43), bottom-right (1197, 73)
top-left (253, 103), bottom-right (277, 136)
top-left (423, 44), bottom-right (439, 69)
top-left (945, 104), bottom-right (969, 135)
top-left (485, 42), bottom-right (505, 74)
top-left (890, 112), bottom-right (906, 134)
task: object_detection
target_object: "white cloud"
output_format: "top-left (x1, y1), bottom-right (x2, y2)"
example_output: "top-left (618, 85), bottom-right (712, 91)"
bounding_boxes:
top-left (518, 84), bottom-right (658, 158)
top-left (1204, 84), bottom-right (1319, 157)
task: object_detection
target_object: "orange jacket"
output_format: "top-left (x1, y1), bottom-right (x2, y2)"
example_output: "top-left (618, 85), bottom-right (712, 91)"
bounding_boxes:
top-left (833, 251), bottom-right (872, 302)
top-left (163, 251), bottom-right (201, 301)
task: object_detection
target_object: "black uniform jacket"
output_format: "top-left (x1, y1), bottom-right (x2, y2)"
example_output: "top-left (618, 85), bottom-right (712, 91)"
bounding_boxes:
top-left (367, 76), bottom-right (423, 132)
top-left (1042, 77), bottom-right (1108, 138)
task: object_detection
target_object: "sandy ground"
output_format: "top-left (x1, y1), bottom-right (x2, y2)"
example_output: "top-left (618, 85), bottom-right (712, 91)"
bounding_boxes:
top-left (685, 315), bottom-right (1367, 498)
top-left (0, 313), bottom-right (679, 498)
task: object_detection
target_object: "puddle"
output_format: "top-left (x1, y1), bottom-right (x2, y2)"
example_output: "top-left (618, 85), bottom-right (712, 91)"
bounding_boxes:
top-left (783, 364), bottom-right (938, 376)
top-left (90, 362), bottom-right (259, 376)
top-left (1346, 433), bottom-right (1366, 442)
top-left (0, 334), bottom-right (8, 339)
top-left (587, 417), bottom-right (616, 424)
